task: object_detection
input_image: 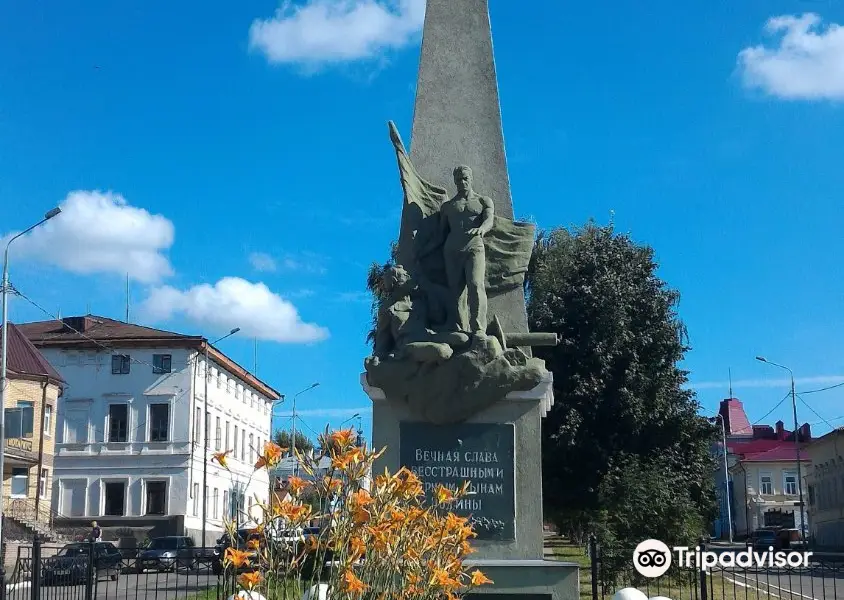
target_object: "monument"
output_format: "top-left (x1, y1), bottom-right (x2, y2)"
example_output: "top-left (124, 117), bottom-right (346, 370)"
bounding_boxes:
top-left (361, 1), bottom-right (579, 598)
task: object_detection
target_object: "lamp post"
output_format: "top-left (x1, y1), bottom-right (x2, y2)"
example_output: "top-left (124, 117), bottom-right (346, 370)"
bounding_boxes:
top-left (756, 356), bottom-right (806, 539)
top-left (0, 207), bottom-right (61, 575)
top-left (711, 414), bottom-right (733, 543)
top-left (290, 383), bottom-right (319, 476)
top-left (201, 327), bottom-right (240, 547)
top-left (339, 413), bottom-right (361, 429)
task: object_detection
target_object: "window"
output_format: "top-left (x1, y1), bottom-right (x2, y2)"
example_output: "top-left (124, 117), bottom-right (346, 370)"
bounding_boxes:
top-left (149, 404), bottom-right (170, 442)
top-left (111, 354), bottom-right (130, 374)
top-left (44, 405), bottom-right (52, 435)
top-left (194, 408), bottom-right (201, 446)
top-left (227, 379), bottom-right (233, 394)
top-left (233, 426), bottom-right (239, 458)
top-left (225, 421), bottom-right (230, 452)
top-left (205, 413), bottom-right (211, 448)
top-left (249, 434), bottom-right (254, 464)
top-left (241, 432), bottom-right (246, 462)
top-left (146, 481), bottom-right (167, 515)
top-left (193, 483), bottom-right (199, 516)
top-left (153, 354), bottom-right (172, 374)
top-left (213, 488), bottom-right (219, 519)
top-left (217, 372), bottom-right (222, 389)
top-left (109, 404), bottom-right (128, 442)
top-left (5, 402), bottom-right (34, 438)
top-left (784, 472), bottom-right (798, 496)
top-left (11, 468), bottom-right (29, 497)
top-left (205, 486), bottom-right (209, 516)
top-left (760, 473), bottom-right (774, 495)
top-left (104, 481), bottom-right (126, 515)
top-left (64, 410), bottom-right (88, 443)
top-left (215, 417), bottom-right (221, 451)
top-left (40, 468), bottom-right (48, 496)
top-left (223, 491), bottom-right (229, 520)
top-left (235, 384), bottom-right (241, 399)
top-left (257, 436), bottom-right (262, 456)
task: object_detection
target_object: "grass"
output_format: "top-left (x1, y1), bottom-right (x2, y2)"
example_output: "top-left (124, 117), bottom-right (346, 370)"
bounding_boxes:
top-left (547, 537), bottom-right (767, 600)
top-left (182, 578), bottom-right (303, 600)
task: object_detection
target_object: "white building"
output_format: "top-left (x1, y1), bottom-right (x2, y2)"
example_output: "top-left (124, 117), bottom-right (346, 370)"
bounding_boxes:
top-left (18, 315), bottom-right (281, 546)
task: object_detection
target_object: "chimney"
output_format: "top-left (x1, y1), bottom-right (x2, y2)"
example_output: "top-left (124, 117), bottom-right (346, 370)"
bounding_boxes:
top-left (799, 423), bottom-right (812, 442)
top-left (61, 316), bottom-right (88, 333)
top-left (776, 421), bottom-right (785, 441)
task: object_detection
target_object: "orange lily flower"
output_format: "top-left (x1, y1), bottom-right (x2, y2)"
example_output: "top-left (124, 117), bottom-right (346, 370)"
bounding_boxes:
top-left (211, 450), bottom-right (231, 469)
top-left (341, 569), bottom-right (367, 595)
top-left (224, 548), bottom-right (251, 568)
top-left (470, 569), bottom-right (493, 585)
top-left (238, 571), bottom-right (262, 590)
top-left (254, 441), bottom-right (285, 470)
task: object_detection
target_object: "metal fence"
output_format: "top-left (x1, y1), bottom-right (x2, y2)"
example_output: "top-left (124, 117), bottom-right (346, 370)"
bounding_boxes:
top-left (1, 539), bottom-right (239, 600)
top-left (589, 536), bottom-right (844, 600)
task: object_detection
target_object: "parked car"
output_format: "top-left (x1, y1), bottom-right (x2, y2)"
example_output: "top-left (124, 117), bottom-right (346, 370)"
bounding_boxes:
top-left (42, 542), bottom-right (123, 585)
top-left (211, 529), bottom-right (261, 575)
top-left (136, 536), bottom-right (197, 572)
top-left (750, 528), bottom-right (781, 551)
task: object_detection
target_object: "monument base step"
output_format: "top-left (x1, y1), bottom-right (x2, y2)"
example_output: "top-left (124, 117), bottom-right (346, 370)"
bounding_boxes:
top-left (463, 559), bottom-right (580, 600)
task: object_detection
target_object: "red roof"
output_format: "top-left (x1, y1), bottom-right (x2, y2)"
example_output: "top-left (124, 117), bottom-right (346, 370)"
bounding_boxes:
top-left (719, 398), bottom-right (753, 436)
top-left (2, 323), bottom-right (64, 384)
top-left (741, 446), bottom-right (809, 463)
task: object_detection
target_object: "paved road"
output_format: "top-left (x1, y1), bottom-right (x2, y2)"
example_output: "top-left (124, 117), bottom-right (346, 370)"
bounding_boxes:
top-left (723, 568), bottom-right (843, 600)
top-left (11, 568), bottom-right (219, 600)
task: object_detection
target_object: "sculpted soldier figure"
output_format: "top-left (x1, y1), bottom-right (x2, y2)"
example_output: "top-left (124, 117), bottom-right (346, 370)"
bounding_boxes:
top-left (438, 165), bottom-right (495, 335)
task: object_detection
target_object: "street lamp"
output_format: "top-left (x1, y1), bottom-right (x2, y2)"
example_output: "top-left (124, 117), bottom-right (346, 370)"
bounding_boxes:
top-left (290, 383), bottom-right (319, 475)
top-left (710, 414), bottom-right (733, 543)
top-left (201, 327), bottom-right (240, 547)
top-left (0, 207), bottom-right (61, 577)
top-left (756, 356), bottom-right (806, 539)
top-left (339, 413), bottom-right (361, 428)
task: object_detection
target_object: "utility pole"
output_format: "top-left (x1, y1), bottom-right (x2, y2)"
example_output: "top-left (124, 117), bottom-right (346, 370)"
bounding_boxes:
top-left (756, 356), bottom-right (807, 539)
top-left (289, 383), bottom-right (319, 476)
top-left (0, 207), bottom-right (61, 588)
top-left (201, 328), bottom-right (240, 547)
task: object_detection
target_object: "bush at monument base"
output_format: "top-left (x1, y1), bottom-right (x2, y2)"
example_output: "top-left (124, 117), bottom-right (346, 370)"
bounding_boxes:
top-left (213, 429), bottom-right (494, 599)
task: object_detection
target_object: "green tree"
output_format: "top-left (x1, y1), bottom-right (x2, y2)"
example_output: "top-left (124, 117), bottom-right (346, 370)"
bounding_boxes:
top-left (273, 429), bottom-right (315, 453)
top-left (526, 221), bottom-right (716, 550)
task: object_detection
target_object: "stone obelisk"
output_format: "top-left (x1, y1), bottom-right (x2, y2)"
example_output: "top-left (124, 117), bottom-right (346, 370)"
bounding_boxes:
top-left (365, 2), bottom-right (579, 596)
top-left (404, 0), bottom-right (528, 337)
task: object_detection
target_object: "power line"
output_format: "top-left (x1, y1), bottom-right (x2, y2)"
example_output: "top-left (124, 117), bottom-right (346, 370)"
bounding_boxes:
top-left (799, 381), bottom-right (844, 395)
top-left (796, 392), bottom-right (836, 431)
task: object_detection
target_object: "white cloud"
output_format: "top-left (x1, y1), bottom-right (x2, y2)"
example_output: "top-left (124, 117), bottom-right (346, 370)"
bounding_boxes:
top-left (140, 277), bottom-right (329, 343)
top-left (249, 252), bottom-right (278, 272)
top-left (690, 375), bottom-right (844, 391)
top-left (1, 190), bottom-right (174, 283)
top-left (737, 13), bottom-right (844, 100)
top-left (248, 0), bottom-right (425, 68)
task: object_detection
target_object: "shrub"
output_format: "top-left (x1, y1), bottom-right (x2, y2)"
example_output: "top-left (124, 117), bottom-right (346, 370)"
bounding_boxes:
top-left (212, 428), bottom-right (493, 599)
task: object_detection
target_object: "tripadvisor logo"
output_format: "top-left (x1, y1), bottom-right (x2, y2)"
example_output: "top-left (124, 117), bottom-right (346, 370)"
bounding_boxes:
top-left (633, 539), bottom-right (814, 578)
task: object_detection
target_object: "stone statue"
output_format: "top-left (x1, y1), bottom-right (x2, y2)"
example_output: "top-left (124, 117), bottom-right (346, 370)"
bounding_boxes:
top-left (363, 122), bottom-right (559, 424)
top-left (367, 264), bottom-right (470, 365)
top-left (416, 165), bottom-right (494, 334)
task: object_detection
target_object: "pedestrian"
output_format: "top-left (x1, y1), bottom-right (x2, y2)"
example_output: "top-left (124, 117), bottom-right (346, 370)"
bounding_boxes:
top-left (90, 521), bottom-right (102, 542)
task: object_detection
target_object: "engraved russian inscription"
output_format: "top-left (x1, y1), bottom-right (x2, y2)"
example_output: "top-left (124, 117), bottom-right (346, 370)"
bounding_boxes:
top-left (400, 422), bottom-right (515, 541)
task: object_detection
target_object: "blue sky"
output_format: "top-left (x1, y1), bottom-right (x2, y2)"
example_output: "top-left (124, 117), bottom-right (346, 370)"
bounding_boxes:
top-left (2, 0), bottom-right (844, 445)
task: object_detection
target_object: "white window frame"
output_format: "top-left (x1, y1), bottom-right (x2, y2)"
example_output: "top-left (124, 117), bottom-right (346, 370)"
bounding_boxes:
top-left (212, 487), bottom-right (219, 520)
top-left (225, 421), bottom-right (230, 452)
top-left (107, 402), bottom-right (130, 443)
top-left (233, 426), bottom-right (239, 459)
top-left (44, 404), bottom-right (52, 436)
top-left (101, 478), bottom-right (129, 517)
top-left (215, 417), bottom-right (222, 451)
top-left (40, 468), bottom-right (48, 496)
top-left (194, 407), bottom-right (202, 447)
top-left (64, 409), bottom-right (90, 444)
top-left (192, 483), bottom-right (199, 516)
top-left (760, 472), bottom-right (774, 495)
top-left (148, 402), bottom-right (171, 443)
top-left (784, 471), bottom-right (798, 496)
top-left (143, 478), bottom-right (169, 516)
top-left (10, 468), bottom-right (29, 498)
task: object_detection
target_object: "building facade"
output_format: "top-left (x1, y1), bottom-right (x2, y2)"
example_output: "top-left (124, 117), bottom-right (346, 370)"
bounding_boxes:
top-left (1, 323), bottom-right (63, 539)
top-left (712, 397), bottom-right (811, 539)
top-left (18, 316), bottom-right (280, 546)
top-left (805, 428), bottom-right (844, 549)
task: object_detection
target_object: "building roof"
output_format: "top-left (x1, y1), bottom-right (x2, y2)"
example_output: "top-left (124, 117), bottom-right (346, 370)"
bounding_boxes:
top-left (17, 315), bottom-right (280, 400)
top-left (740, 445), bottom-right (810, 463)
top-left (1, 323), bottom-right (65, 386)
top-left (719, 398), bottom-right (754, 436)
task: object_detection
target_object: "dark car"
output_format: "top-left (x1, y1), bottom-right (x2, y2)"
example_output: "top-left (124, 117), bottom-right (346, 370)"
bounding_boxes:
top-left (211, 529), bottom-right (262, 575)
top-left (136, 536), bottom-right (197, 572)
top-left (42, 542), bottom-right (123, 585)
top-left (750, 529), bottom-right (781, 551)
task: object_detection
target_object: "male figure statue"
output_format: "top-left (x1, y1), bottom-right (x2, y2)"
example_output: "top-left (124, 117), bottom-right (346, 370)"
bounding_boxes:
top-left (439, 165), bottom-right (495, 335)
